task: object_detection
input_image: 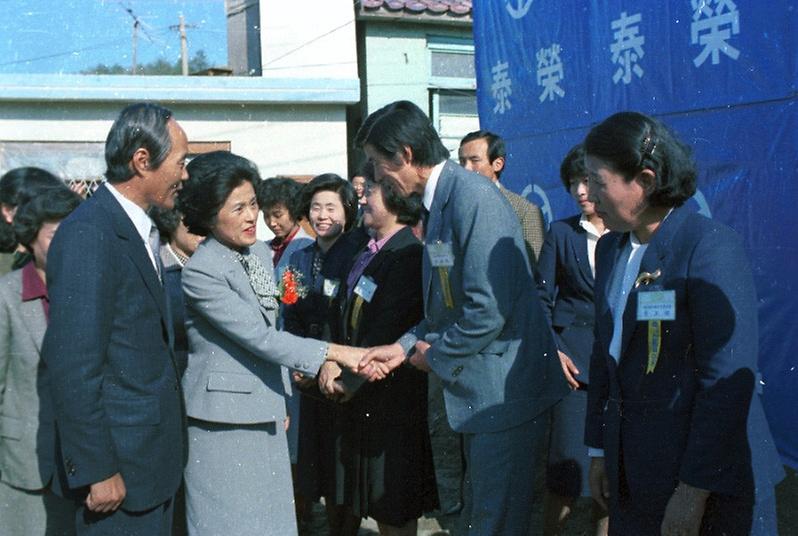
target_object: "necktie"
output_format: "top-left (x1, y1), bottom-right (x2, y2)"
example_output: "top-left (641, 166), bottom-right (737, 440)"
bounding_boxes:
top-left (236, 249), bottom-right (279, 310)
top-left (421, 207), bottom-right (430, 238)
top-left (346, 239), bottom-right (380, 295)
top-left (148, 225), bottom-right (163, 282)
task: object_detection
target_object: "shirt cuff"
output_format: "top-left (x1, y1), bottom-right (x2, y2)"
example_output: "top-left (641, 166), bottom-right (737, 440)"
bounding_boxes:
top-left (588, 448), bottom-right (605, 458)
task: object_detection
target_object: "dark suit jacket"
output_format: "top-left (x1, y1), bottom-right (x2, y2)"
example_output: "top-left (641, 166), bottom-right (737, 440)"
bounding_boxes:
top-left (585, 205), bottom-right (782, 524)
top-left (42, 185), bottom-right (184, 512)
top-left (536, 215), bottom-right (596, 378)
top-left (283, 228), bottom-right (368, 340)
top-left (330, 226), bottom-right (426, 424)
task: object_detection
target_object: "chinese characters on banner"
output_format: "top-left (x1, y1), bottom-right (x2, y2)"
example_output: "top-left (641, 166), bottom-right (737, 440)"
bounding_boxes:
top-left (491, 2), bottom-right (744, 112)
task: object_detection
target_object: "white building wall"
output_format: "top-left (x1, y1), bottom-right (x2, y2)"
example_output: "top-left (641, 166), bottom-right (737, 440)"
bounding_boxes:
top-left (0, 102), bottom-right (348, 179)
top-left (259, 0), bottom-right (357, 79)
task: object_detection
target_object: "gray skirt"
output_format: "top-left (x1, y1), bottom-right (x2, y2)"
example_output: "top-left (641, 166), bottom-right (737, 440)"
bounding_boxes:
top-left (185, 418), bottom-right (297, 536)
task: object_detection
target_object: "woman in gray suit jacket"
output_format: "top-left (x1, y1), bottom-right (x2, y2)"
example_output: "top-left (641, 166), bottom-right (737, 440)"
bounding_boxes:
top-left (176, 152), bottom-right (364, 536)
top-left (0, 187), bottom-right (81, 535)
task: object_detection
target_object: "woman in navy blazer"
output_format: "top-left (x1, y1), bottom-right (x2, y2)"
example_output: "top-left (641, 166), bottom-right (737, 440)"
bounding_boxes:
top-left (537, 144), bottom-right (608, 536)
top-left (583, 112), bottom-right (782, 535)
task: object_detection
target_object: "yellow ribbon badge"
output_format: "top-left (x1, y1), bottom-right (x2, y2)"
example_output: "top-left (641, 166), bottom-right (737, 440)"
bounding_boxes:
top-left (646, 319), bottom-right (661, 374)
top-left (350, 295), bottom-right (364, 331)
top-left (437, 267), bottom-right (454, 309)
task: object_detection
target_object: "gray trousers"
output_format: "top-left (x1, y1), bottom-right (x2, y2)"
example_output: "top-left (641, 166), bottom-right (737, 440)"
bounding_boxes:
top-left (461, 416), bottom-right (546, 536)
top-left (0, 479), bottom-right (76, 536)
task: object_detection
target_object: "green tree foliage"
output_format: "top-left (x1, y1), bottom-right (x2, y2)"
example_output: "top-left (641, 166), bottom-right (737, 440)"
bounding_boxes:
top-left (81, 49), bottom-right (210, 75)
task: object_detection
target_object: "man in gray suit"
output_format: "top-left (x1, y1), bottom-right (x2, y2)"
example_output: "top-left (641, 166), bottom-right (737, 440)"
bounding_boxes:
top-left (357, 101), bottom-right (569, 535)
top-left (458, 130), bottom-right (546, 264)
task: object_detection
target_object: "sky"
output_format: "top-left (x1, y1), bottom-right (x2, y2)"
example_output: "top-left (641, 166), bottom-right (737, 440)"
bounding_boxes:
top-left (0, 0), bottom-right (228, 74)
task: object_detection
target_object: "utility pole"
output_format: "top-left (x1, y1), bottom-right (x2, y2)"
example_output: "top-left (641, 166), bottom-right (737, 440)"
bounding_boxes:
top-left (131, 18), bottom-right (139, 74)
top-left (171, 14), bottom-right (198, 75)
top-left (178, 14), bottom-right (188, 75)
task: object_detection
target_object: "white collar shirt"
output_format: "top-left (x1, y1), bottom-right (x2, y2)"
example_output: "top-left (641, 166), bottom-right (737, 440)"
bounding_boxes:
top-left (422, 161), bottom-right (447, 212)
top-left (105, 182), bottom-right (160, 273)
top-left (579, 215), bottom-right (609, 278)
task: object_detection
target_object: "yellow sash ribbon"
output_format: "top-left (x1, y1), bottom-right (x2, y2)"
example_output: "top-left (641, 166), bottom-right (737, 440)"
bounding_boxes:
top-left (350, 295), bottom-right (365, 331)
top-left (438, 267), bottom-right (454, 309)
top-left (646, 319), bottom-right (661, 374)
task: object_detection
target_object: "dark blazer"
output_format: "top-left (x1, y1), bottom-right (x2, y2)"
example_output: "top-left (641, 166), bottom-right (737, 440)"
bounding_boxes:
top-left (283, 228), bottom-right (368, 340)
top-left (398, 161), bottom-right (568, 433)
top-left (585, 205), bottom-right (782, 531)
top-left (536, 215), bottom-right (596, 378)
top-left (42, 185), bottom-right (184, 512)
top-left (330, 226), bottom-right (426, 423)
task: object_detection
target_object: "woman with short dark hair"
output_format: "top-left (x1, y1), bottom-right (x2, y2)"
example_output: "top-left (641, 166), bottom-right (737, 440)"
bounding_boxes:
top-left (538, 143), bottom-right (609, 536)
top-left (0, 167), bottom-right (66, 273)
top-left (256, 177), bottom-right (312, 273)
top-left (583, 112), bottom-right (781, 535)
top-left (326, 180), bottom-right (437, 535)
top-left (0, 187), bottom-right (81, 535)
top-left (283, 172), bottom-right (368, 532)
top-left (176, 151), bottom-right (364, 536)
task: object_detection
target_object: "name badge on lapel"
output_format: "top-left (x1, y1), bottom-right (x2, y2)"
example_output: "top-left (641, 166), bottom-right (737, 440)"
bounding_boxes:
top-left (323, 278), bottom-right (340, 298)
top-left (354, 275), bottom-right (377, 303)
top-left (427, 241), bottom-right (454, 267)
top-left (636, 290), bottom-right (676, 321)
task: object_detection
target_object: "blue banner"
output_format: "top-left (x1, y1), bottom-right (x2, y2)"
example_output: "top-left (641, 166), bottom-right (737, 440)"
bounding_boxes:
top-left (474, 0), bottom-right (797, 468)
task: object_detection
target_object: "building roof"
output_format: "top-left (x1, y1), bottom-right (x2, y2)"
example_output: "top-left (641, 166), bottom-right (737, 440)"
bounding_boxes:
top-left (358, 0), bottom-right (472, 24)
top-left (0, 74), bottom-right (360, 105)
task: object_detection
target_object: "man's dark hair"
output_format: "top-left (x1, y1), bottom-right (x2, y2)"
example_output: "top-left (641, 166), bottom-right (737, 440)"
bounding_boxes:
top-left (0, 167), bottom-right (67, 253)
top-left (559, 144), bottom-right (587, 192)
top-left (299, 173), bottom-right (358, 232)
top-left (377, 181), bottom-right (422, 226)
top-left (178, 151), bottom-right (261, 236)
top-left (354, 100), bottom-right (449, 166)
top-left (105, 103), bottom-right (174, 184)
top-left (584, 111), bottom-right (697, 208)
top-left (460, 130), bottom-right (506, 163)
top-left (460, 130), bottom-right (507, 178)
top-left (14, 188), bottom-right (82, 252)
top-left (256, 178), bottom-right (303, 222)
top-left (148, 206), bottom-right (183, 244)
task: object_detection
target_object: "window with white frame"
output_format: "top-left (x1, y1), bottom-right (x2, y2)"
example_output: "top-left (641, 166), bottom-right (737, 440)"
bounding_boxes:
top-left (428, 37), bottom-right (479, 154)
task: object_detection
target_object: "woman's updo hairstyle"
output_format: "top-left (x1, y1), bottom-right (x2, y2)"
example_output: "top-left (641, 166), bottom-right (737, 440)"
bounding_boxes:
top-left (584, 111), bottom-right (697, 208)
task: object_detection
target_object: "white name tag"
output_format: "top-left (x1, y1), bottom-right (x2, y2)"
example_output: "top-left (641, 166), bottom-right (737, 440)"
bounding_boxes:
top-left (637, 290), bottom-right (676, 321)
top-left (354, 275), bottom-right (378, 303)
top-left (323, 278), bottom-right (340, 298)
top-left (427, 241), bottom-right (454, 267)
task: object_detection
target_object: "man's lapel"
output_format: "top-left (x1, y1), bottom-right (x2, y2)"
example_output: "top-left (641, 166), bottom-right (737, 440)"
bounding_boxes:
top-left (96, 186), bottom-right (168, 320)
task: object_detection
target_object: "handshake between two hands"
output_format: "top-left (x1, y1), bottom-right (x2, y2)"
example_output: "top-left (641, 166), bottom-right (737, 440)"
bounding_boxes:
top-left (294, 341), bottom-right (432, 402)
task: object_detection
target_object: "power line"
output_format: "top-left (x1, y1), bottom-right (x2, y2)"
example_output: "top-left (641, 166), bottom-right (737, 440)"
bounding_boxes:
top-left (262, 18), bottom-right (354, 67)
top-left (0, 37), bottom-right (131, 67)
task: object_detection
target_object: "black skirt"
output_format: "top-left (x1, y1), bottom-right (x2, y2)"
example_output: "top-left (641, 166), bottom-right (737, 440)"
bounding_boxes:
top-left (333, 366), bottom-right (439, 527)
